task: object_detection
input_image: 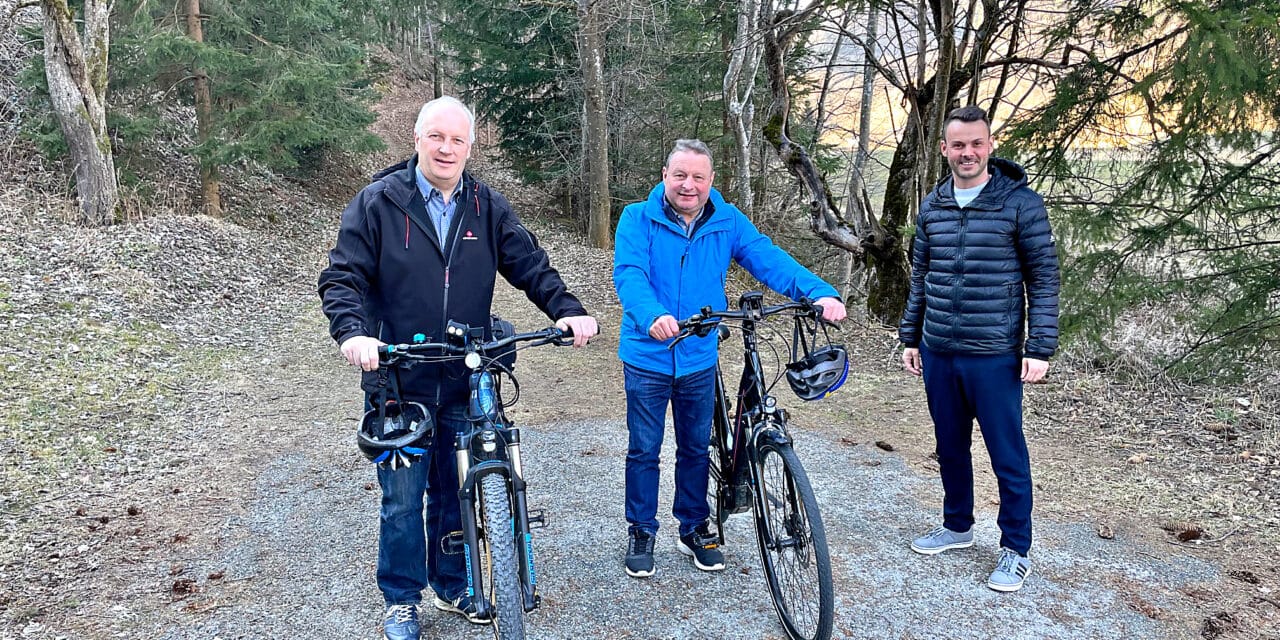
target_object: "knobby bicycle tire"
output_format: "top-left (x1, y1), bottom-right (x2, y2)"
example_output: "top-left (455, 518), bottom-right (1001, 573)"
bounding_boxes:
top-left (752, 442), bottom-right (834, 640)
top-left (480, 473), bottom-right (526, 640)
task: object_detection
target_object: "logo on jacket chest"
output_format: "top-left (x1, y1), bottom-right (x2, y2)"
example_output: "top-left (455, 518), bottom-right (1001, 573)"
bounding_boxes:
top-left (462, 229), bottom-right (479, 241)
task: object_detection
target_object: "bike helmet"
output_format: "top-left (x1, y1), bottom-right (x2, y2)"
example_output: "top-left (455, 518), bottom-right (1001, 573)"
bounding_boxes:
top-left (785, 344), bottom-right (849, 401)
top-left (357, 400), bottom-right (433, 468)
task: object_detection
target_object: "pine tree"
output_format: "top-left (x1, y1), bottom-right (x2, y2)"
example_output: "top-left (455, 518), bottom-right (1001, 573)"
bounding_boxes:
top-left (1001, 0), bottom-right (1280, 378)
top-left (110, 0), bottom-right (383, 188)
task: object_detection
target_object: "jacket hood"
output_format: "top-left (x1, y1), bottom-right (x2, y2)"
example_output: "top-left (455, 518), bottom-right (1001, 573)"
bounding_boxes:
top-left (931, 156), bottom-right (1029, 210)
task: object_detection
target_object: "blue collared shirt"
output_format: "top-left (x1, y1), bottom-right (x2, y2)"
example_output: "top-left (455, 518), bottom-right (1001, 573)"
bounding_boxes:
top-left (661, 197), bottom-right (714, 237)
top-left (414, 169), bottom-right (463, 245)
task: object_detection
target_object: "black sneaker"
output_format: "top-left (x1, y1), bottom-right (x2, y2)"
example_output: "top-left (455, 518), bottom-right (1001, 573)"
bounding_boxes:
top-left (677, 522), bottom-right (725, 571)
top-left (432, 593), bottom-right (491, 625)
top-left (382, 604), bottom-right (421, 640)
top-left (625, 529), bottom-right (656, 578)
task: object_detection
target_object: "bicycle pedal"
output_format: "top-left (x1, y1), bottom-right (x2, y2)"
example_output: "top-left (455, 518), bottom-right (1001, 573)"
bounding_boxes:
top-left (527, 509), bottom-right (548, 529)
top-left (440, 531), bottom-right (465, 555)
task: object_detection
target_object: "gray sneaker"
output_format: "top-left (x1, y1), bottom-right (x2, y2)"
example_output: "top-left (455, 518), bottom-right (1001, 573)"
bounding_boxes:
top-left (909, 525), bottom-right (974, 555)
top-left (987, 548), bottom-right (1032, 592)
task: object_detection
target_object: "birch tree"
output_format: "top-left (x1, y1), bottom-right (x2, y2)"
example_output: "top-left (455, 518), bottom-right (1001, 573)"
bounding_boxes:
top-left (723, 0), bottom-right (763, 216)
top-left (39, 0), bottom-right (118, 226)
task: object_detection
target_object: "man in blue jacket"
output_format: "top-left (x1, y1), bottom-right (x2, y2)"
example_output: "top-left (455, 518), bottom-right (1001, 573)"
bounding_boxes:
top-left (899, 106), bottom-right (1060, 593)
top-left (613, 139), bottom-right (846, 578)
top-left (319, 96), bottom-right (597, 639)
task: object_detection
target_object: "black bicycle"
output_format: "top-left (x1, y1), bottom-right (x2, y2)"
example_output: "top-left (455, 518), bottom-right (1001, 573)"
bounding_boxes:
top-left (374, 319), bottom-right (573, 640)
top-left (673, 291), bottom-right (842, 640)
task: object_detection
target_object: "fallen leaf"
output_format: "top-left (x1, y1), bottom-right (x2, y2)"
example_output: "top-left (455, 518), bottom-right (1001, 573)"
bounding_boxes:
top-left (874, 441), bottom-right (895, 452)
top-left (171, 578), bottom-right (197, 599)
top-left (1161, 520), bottom-right (1204, 541)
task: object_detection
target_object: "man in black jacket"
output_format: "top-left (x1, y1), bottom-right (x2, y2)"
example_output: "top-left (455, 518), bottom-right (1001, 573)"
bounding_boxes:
top-left (898, 105), bottom-right (1060, 593)
top-left (319, 96), bottom-right (597, 640)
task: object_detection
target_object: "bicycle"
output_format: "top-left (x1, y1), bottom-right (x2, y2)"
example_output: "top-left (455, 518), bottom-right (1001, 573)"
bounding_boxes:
top-left (672, 291), bottom-right (845, 640)
top-left (368, 318), bottom-right (574, 640)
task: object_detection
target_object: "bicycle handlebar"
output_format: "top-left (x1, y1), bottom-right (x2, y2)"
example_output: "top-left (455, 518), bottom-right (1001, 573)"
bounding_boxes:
top-left (376, 326), bottom-right (572, 362)
top-left (668, 298), bottom-right (824, 349)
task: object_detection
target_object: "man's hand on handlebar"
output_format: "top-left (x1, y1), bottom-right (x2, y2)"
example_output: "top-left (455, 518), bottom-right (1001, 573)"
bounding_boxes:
top-left (555, 315), bottom-right (599, 348)
top-left (340, 335), bottom-right (387, 372)
top-left (813, 296), bottom-right (847, 323)
top-left (648, 314), bottom-right (680, 341)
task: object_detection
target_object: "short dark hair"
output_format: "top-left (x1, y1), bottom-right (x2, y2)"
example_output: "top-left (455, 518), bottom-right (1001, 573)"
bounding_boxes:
top-left (943, 106), bottom-right (991, 135)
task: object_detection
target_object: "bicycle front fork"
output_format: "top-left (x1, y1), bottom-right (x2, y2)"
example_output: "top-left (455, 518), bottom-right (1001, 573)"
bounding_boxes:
top-left (448, 431), bottom-right (543, 614)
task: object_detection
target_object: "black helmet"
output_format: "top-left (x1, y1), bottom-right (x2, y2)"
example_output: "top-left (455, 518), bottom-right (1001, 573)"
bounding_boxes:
top-left (785, 345), bottom-right (849, 401)
top-left (357, 400), bottom-right (433, 468)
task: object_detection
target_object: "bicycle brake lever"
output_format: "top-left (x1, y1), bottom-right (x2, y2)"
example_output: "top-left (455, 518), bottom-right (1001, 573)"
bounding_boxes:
top-left (667, 332), bottom-right (689, 350)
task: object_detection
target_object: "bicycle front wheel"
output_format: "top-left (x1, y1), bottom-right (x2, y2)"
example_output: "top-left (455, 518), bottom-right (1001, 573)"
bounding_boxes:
top-left (480, 473), bottom-right (526, 640)
top-left (752, 442), bottom-right (834, 640)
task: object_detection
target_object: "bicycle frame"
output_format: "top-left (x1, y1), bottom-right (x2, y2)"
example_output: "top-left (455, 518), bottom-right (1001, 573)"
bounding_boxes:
top-left (378, 322), bottom-right (568, 626)
top-left (704, 291), bottom-right (802, 542)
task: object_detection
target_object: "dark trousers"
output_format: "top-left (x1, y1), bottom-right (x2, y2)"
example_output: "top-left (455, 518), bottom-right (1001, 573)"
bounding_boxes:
top-left (375, 402), bottom-right (469, 605)
top-left (623, 362), bottom-right (716, 536)
top-left (920, 347), bottom-right (1033, 555)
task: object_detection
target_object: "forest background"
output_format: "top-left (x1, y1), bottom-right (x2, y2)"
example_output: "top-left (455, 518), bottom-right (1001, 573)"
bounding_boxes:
top-left (2, 0), bottom-right (1279, 637)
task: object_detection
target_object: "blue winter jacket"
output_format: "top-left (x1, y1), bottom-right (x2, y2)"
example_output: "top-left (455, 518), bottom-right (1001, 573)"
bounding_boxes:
top-left (898, 157), bottom-right (1061, 359)
top-left (614, 184), bottom-right (840, 377)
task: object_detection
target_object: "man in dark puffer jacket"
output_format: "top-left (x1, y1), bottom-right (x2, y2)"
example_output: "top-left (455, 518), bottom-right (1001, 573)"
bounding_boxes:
top-left (899, 105), bottom-right (1060, 593)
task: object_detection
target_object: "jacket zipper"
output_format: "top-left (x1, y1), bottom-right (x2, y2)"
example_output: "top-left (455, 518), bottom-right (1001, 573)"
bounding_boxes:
top-left (435, 183), bottom-right (472, 405)
top-left (953, 208), bottom-right (968, 338)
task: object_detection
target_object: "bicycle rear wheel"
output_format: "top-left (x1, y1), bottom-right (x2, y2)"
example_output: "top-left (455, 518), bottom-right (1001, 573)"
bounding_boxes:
top-left (752, 441), bottom-right (833, 640)
top-left (480, 473), bottom-right (526, 640)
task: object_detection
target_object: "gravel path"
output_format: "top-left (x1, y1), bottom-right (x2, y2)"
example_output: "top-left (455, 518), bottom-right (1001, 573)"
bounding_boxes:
top-left (114, 283), bottom-right (1214, 640)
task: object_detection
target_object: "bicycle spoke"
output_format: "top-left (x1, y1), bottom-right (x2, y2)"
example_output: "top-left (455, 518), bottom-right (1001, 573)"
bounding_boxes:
top-left (753, 442), bottom-right (833, 640)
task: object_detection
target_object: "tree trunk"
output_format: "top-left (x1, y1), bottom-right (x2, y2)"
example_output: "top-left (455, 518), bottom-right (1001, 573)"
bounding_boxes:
top-left (40, 0), bottom-right (118, 227)
top-left (760, 2), bottom-right (863, 253)
top-left (925, 0), bottom-right (956, 188)
top-left (185, 0), bottom-right (222, 217)
top-left (723, 0), bottom-right (762, 217)
top-left (577, 0), bottom-right (612, 249)
top-left (842, 2), bottom-right (883, 305)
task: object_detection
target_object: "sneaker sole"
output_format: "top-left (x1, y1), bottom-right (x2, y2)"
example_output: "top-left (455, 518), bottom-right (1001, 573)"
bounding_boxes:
top-left (987, 567), bottom-right (1031, 593)
top-left (909, 539), bottom-right (974, 555)
top-left (431, 597), bottom-right (491, 625)
top-left (624, 565), bottom-right (656, 578)
top-left (676, 540), bottom-right (726, 571)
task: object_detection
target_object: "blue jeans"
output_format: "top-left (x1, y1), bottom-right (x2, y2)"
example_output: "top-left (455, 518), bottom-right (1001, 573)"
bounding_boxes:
top-left (376, 402), bottom-right (469, 606)
top-left (920, 347), bottom-right (1033, 555)
top-left (623, 362), bottom-right (716, 536)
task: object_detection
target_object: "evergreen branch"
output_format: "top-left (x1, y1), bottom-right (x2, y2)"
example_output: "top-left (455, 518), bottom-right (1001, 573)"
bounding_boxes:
top-left (1167, 239), bottom-right (1280, 257)
top-left (1160, 314), bottom-right (1280, 375)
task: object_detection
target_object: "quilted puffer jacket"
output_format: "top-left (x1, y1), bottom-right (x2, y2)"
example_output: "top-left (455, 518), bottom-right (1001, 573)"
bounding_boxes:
top-left (898, 157), bottom-right (1060, 359)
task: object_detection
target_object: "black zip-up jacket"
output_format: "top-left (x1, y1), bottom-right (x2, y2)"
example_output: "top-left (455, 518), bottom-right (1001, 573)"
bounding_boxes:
top-left (318, 156), bottom-right (588, 403)
top-left (898, 157), bottom-right (1061, 359)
